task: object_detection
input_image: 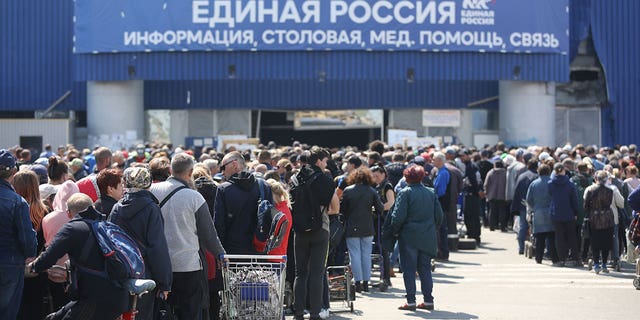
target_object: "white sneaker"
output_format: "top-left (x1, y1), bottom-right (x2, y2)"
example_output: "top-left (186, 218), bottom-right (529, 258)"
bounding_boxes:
top-left (319, 308), bottom-right (330, 319)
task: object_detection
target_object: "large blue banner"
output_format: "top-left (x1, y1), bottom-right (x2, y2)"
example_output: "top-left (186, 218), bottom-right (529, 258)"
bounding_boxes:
top-left (75, 0), bottom-right (568, 54)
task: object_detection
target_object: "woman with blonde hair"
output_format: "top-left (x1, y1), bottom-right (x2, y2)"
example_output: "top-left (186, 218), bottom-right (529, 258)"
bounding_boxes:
top-left (13, 170), bottom-right (49, 319)
top-left (265, 178), bottom-right (292, 256)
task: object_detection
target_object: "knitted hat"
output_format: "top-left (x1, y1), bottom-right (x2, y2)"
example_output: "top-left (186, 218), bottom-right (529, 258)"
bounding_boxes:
top-left (123, 167), bottom-right (152, 189)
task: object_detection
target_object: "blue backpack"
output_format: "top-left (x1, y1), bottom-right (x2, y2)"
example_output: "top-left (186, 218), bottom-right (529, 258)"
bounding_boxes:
top-left (78, 220), bottom-right (145, 281)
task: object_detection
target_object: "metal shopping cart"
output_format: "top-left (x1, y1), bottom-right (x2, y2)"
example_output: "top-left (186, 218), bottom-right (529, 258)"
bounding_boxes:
top-left (220, 254), bottom-right (287, 320)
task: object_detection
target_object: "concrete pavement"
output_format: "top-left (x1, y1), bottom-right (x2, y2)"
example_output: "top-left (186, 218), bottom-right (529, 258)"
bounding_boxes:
top-left (287, 228), bottom-right (639, 319)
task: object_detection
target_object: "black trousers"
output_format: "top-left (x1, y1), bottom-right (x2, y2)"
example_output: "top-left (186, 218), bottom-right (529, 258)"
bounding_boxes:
top-left (553, 221), bottom-right (580, 262)
top-left (169, 270), bottom-right (208, 320)
top-left (590, 227), bottom-right (614, 265)
top-left (534, 232), bottom-right (558, 263)
top-left (489, 200), bottom-right (509, 230)
top-left (464, 194), bottom-right (482, 239)
top-left (293, 229), bottom-right (329, 318)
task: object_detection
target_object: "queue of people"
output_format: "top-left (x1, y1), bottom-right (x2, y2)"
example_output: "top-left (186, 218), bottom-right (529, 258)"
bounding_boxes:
top-left (1, 140), bottom-right (639, 320)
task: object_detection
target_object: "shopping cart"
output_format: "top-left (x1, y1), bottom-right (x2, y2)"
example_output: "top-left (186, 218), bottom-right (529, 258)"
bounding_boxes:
top-left (220, 254), bottom-right (287, 320)
top-left (327, 265), bottom-right (355, 313)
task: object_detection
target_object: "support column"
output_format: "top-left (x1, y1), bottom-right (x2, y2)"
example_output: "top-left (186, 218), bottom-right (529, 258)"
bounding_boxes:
top-left (499, 81), bottom-right (555, 146)
top-left (87, 81), bottom-right (144, 149)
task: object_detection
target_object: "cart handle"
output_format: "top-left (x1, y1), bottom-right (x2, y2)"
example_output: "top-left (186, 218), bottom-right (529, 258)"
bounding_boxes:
top-left (220, 254), bottom-right (287, 261)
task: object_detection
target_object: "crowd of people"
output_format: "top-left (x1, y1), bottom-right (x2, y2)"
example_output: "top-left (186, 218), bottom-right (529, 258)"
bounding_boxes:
top-left (1, 139), bottom-right (639, 320)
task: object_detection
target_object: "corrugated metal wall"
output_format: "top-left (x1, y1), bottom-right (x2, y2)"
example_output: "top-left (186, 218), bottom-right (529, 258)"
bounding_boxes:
top-left (75, 51), bottom-right (569, 83)
top-left (0, 1), bottom-right (85, 111)
top-left (590, 1), bottom-right (640, 146)
top-left (0, 119), bottom-right (71, 149)
top-left (144, 80), bottom-right (498, 110)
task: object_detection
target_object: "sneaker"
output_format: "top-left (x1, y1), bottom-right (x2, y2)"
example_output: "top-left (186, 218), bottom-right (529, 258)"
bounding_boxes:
top-left (398, 303), bottom-right (417, 311)
top-left (602, 266), bottom-right (610, 273)
top-left (416, 302), bottom-right (435, 310)
top-left (552, 261), bottom-right (563, 267)
top-left (319, 308), bottom-right (330, 319)
top-left (594, 264), bottom-right (602, 274)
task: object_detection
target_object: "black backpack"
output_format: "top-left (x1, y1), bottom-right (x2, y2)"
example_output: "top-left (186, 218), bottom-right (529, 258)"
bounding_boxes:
top-left (290, 170), bottom-right (324, 232)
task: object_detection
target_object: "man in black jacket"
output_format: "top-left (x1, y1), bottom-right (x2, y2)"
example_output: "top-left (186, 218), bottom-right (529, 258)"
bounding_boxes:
top-left (109, 166), bottom-right (172, 320)
top-left (27, 193), bottom-right (129, 320)
top-left (291, 147), bottom-right (337, 320)
top-left (460, 150), bottom-right (483, 245)
top-left (214, 151), bottom-right (273, 254)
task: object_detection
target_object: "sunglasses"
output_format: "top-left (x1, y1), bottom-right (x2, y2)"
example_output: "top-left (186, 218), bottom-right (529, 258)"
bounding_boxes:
top-left (220, 159), bottom-right (237, 171)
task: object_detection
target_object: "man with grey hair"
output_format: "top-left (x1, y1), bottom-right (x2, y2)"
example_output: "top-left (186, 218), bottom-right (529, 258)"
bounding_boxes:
top-left (203, 158), bottom-right (220, 176)
top-left (432, 152), bottom-right (451, 260)
top-left (214, 151), bottom-right (273, 254)
top-left (150, 152), bottom-right (226, 320)
top-left (66, 193), bottom-right (98, 219)
top-left (26, 193), bottom-right (129, 319)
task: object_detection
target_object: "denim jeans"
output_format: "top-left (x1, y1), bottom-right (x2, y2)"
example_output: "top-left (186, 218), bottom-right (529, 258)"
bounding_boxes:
top-left (398, 241), bottom-right (434, 304)
top-left (517, 210), bottom-right (530, 253)
top-left (0, 265), bottom-right (24, 320)
top-left (390, 243), bottom-right (400, 268)
top-left (346, 236), bottom-right (373, 281)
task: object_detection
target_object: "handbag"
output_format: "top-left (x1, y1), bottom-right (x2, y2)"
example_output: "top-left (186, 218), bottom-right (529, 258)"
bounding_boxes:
top-left (581, 219), bottom-right (590, 239)
top-left (154, 296), bottom-right (174, 320)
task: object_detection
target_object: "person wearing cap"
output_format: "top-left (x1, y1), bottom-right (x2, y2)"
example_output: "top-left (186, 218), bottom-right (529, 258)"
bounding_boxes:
top-left (548, 162), bottom-right (581, 267)
top-left (109, 167), bottom-right (172, 320)
top-left (126, 144), bottom-right (151, 167)
top-left (0, 149), bottom-right (38, 319)
top-left (69, 158), bottom-right (88, 181)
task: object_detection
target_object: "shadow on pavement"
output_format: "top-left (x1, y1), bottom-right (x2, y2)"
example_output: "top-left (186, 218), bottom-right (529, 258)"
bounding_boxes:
top-left (392, 310), bottom-right (479, 319)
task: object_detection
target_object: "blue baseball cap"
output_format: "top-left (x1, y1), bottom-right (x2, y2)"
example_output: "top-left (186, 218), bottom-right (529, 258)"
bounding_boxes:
top-left (0, 149), bottom-right (17, 170)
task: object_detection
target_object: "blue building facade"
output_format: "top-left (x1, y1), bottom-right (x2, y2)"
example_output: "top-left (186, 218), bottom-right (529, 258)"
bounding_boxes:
top-left (0, 0), bottom-right (637, 146)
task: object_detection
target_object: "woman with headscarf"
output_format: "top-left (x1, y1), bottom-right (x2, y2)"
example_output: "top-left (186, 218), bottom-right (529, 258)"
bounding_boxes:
top-left (584, 170), bottom-right (623, 274)
top-left (385, 165), bottom-right (443, 311)
top-left (109, 166), bottom-right (172, 320)
top-left (13, 170), bottom-right (49, 319)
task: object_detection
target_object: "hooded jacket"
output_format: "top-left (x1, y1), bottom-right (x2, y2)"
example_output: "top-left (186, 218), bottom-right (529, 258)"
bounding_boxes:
top-left (547, 174), bottom-right (580, 222)
top-left (42, 180), bottom-right (79, 269)
top-left (109, 190), bottom-right (172, 292)
top-left (214, 172), bottom-right (273, 254)
top-left (94, 194), bottom-right (118, 219)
